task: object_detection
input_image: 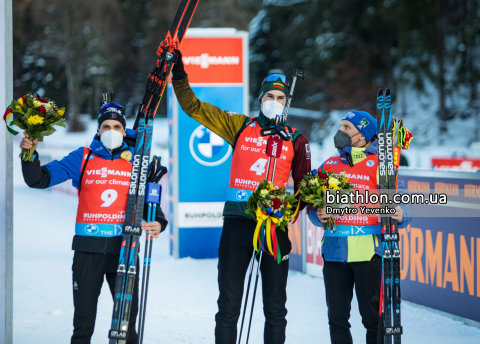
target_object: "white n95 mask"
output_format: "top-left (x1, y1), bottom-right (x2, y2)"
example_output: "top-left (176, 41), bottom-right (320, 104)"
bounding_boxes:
top-left (262, 100), bottom-right (285, 119)
top-left (100, 129), bottom-right (124, 150)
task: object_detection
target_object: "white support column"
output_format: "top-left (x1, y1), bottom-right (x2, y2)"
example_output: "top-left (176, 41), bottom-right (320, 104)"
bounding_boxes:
top-left (0, 0), bottom-right (14, 343)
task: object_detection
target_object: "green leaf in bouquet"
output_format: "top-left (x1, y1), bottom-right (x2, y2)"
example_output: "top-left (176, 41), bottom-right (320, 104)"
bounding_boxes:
top-left (50, 119), bottom-right (66, 128)
top-left (25, 108), bottom-right (36, 119)
top-left (13, 118), bottom-right (27, 130)
top-left (28, 130), bottom-right (43, 138)
top-left (41, 128), bottom-right (56, 136)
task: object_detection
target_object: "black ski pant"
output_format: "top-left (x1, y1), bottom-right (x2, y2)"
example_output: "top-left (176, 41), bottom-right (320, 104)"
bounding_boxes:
top-left (71, 251), bottom-right (139, 344)
top-left (215, 217), bottom-right (290, 344)
top-left (323, 255), bottom-right (382, 344)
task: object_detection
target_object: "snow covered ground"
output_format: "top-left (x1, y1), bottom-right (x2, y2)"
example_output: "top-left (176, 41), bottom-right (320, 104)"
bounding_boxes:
top-left (12, 119), bottom-right (480, 343)
top-left (12, 184), bottom-right (480, 343)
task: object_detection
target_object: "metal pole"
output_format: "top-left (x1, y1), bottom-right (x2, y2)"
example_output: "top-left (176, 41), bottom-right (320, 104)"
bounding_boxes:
top-left (139, 234), bottom-right (154, 344)
top-left (283, 69), bottom-right (305, 120)
top-left (1, 0), bottom-right (14, 342)
top-left (245, 252), bottom-right (263, 344)
top-left (237, 249), bottom-right (256, 344)
top-left (137, 204), bottom-right (152, 344)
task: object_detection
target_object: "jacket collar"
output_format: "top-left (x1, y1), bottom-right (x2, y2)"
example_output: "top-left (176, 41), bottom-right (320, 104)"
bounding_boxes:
top-left (338, 139), bottom-right (378, 165)
top-left (256, 111), bottom-right (288, 128)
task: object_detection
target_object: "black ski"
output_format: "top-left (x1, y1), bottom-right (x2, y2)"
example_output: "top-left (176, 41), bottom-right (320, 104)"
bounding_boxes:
top-left (385, 92), bottom-right (403, 342)
top-left (378, 89), bottom-right (403, 344)
top-left (108, 1), bottom-right (199, 343)
top-left (377, 88), bottom-right (392, 344)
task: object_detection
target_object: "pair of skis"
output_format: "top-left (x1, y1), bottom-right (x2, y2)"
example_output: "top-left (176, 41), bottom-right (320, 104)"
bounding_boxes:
top-left (377, 88), bottom-right (402, 344)
top-left (237, 70), bottom-right (305, 344)
top-left (108, 1), bottom-right (199, 343)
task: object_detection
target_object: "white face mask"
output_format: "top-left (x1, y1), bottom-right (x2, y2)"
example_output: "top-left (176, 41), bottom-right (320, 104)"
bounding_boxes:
top-left (100, 129), bottom-right (124, 150)
top-left (262, 100), bottom-right (285, 119)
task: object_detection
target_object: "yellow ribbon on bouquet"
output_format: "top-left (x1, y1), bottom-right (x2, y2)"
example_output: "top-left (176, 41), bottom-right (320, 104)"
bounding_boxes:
top-left (253, 206), bottom-right (282, 263)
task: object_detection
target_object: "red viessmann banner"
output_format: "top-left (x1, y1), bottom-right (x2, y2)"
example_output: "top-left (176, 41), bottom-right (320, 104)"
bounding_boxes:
top-left (432, 157), bottom-right (480, 172)
top-left (180, 37), bottom-right (243, 84)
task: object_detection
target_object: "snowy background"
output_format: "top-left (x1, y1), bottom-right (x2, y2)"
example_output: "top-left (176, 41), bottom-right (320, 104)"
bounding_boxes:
top-left (12, 119), bottom-right (480, 343)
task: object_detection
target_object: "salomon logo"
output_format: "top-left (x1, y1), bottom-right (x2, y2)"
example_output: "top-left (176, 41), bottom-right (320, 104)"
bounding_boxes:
top-left (386, 132), bottom-right (394, 176)
top-left (378, 133), bottom-right (386, 176)
top-left (166, 52), bottom-right (173, 60)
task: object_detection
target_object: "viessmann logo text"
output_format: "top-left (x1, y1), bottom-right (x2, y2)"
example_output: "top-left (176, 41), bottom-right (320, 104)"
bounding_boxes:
top-left (183, 53), bottom-right (240, 69)
top-left (86, 168), bottom-right (131, 178)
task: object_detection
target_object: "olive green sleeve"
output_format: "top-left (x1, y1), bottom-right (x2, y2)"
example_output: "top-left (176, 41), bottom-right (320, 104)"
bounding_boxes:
top-left (172, 76), bottom-right (248, 146)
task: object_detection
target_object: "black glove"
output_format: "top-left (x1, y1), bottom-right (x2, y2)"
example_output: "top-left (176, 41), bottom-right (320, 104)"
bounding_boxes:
top-left (171, 49), bottom-right (186, 80)
top-left (157, 45), bottom-right (186, 80)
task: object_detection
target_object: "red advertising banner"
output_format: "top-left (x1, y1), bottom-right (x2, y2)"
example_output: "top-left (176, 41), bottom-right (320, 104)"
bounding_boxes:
top-left (306, 219), bottom-right (324, 275)
top-left (431, 157), bottom-right (480, 172)
top-left (180, 37), bottom-right (243, 84)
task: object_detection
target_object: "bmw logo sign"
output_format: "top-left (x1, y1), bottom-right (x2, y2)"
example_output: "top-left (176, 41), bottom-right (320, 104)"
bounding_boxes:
top-left (366, 160), bottom-right (375, 167)
top-left (189, 125), bottom-right (232, 166)
top-left (236, 190), bottom-right (248, 201)
top-left (85, 224), bottom-right (99, 235)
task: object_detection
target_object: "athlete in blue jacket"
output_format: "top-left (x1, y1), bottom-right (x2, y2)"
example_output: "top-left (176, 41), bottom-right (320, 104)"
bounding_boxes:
top-left (308, 110), bottom-right (412, 344)
top-left (20, 102), bottom-right (167, 344)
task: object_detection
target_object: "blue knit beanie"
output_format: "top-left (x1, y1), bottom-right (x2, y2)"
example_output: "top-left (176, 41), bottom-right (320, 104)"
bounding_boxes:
top-left (342, 110), bottom-right (377, 143)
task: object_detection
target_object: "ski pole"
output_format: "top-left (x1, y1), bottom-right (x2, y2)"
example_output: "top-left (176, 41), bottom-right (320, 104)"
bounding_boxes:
top-left (243, 117), bottom-right (284, 343)
top-left (137, 204), bottom-right (152, 344)
top-left (137, 157), bottom-right (166, 344)
top-left (245, 251), bottom-right (263, 344)
top-left (282, 69), bottom-right (306, 121)
top-left (237, 249), bottom-right (256, 344)
top-left (138, 204), bottom-right (156, 344)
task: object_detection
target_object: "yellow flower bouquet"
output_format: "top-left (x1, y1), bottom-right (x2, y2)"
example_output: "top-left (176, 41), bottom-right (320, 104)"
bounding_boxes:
top-left (298, 169), bottom-right (353, 231)
top-left (3, 93), bottom-right (66, 161)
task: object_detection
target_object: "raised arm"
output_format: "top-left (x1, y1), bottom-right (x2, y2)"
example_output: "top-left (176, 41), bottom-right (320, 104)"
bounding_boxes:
top-left (172, 76), bottom-right (248, 146)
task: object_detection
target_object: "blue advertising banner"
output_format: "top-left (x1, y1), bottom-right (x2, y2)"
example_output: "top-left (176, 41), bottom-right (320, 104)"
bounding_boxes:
top-left (168, 28), bottom-right (249, 259)
top-left (398, 170), bottom-right (480, 322)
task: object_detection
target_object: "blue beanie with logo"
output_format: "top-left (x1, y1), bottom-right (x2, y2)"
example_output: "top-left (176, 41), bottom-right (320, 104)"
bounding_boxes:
top-left (342, 110), bottom-right (377, 143)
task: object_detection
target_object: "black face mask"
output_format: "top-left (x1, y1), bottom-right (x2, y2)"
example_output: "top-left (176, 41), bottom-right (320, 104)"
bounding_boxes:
top-left (334, 130), bottom-right (361, 149)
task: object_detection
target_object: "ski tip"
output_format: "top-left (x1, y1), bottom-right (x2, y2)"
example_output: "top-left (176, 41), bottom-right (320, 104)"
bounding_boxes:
top-left (377, 88), bottom-right (383, 103)
top-left (385, 88), bottom-right (391, 96)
